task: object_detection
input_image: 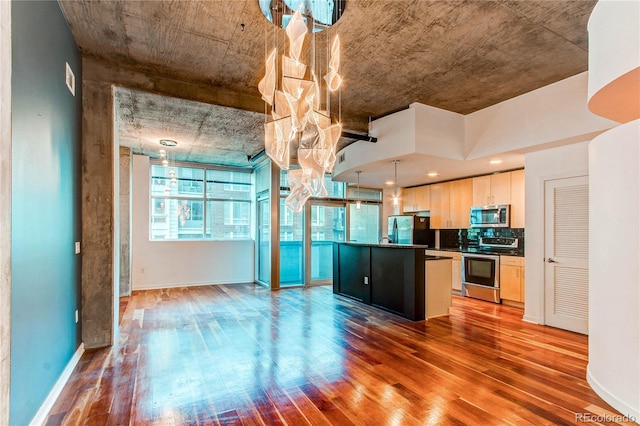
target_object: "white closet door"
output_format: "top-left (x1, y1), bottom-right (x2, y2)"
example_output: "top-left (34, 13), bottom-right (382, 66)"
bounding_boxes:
top-left (544, 176), bottom-right (589, 334)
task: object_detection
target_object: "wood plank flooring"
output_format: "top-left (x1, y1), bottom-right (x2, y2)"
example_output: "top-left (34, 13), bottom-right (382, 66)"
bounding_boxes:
top-left (45, 284), bottom-right (633, 425)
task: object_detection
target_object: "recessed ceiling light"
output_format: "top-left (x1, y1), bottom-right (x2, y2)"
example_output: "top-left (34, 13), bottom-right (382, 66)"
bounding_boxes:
top-left (385, 180), bottom-right (394, 185)
top-left (427, 172), bottom-right (438, 177)
top-left (489, 159), bottom-right (502, 165)
top-left (159, 139), bottom-right (178, 147)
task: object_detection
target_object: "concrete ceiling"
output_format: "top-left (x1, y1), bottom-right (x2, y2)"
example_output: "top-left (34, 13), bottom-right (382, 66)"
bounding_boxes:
top-left (116, 87), bottom-right (266, 166)
top-left (60, 0), bottom-right (597, 178)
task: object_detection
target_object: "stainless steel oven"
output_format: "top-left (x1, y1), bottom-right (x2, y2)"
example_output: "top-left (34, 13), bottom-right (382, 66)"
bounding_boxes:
top-left (462, 253), bottom-right (500, 303)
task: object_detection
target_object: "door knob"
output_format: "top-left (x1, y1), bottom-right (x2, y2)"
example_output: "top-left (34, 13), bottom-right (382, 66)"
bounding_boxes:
top-left (546, 258), bottom-right (557, 263)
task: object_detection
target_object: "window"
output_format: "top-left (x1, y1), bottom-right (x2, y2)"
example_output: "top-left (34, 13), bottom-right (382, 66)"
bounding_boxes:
top-left (223, 172), bottom-right (251, 192)
top-left (282, 204), bottom-right (293, 225)
top-left (150, 164), bottom-right (252, 240)
top-left (282, 231), bottom-right (294, 241)
top-left (224, 201), bottom-right (250, 225)
top-left (311, 205), bottom-right (325, 226)
top-left (312, 231), bottom-right (325, 240)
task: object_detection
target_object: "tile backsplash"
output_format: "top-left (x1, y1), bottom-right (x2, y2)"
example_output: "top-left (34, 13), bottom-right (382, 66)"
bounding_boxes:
top-left (440, 229), bottom-right (461, 249)
top-left (439, 228), bottom-right (525, 253)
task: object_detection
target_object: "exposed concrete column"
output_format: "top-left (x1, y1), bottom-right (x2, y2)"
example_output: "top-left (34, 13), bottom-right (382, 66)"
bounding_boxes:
top-left (0, 1), bottom-right (11, 423)
top-left (81, 65), bottom-right (116, 348)
top-left (119, 147), bottom-right (132, 297)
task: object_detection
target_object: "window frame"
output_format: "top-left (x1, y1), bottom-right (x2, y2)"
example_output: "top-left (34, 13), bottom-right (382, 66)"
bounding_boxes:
top-left (149, 161), bottom-right (253, 241)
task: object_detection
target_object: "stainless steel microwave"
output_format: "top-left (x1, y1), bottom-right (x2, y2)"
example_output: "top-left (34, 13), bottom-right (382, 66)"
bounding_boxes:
top-left (469, 204), bottom-right (510, 228)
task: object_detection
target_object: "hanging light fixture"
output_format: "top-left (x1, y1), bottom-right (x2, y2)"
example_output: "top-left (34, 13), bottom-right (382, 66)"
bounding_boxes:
top-left (355, 170), bottom-right (361, 209)
top-left (392, 160), bottom-right (399, 206)
top-left (258, 2), bottom-right (344, 213)
top-left (159, 140), bottom-right (178, 185)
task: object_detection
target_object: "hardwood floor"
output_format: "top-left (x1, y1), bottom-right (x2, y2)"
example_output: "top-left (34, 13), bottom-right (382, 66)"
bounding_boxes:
top-left (45, 284), bottom-right (632, 425)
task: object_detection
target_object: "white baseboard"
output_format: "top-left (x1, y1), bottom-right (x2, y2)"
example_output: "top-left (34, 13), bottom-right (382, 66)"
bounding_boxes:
top-left (586, 364), bottom-right (640, 421)
top-left (132, 280), bottom-right (252, 291)
top-left (29, 343), bottom-right (85, 426)
top-left (522, 314), bottom-right (540, 324)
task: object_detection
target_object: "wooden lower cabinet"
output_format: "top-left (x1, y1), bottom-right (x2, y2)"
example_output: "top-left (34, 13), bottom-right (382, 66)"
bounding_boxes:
top-left (500, 256), bottom-right (525, 307)
top-left (425, 250), bottom-right (462, 293)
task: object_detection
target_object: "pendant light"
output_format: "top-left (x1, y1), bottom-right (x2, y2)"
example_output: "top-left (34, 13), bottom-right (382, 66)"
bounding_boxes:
top-left (392, 160), bottom-right (399, 206)
top-left (355, 170), bottom-right (362, 209)
top-left (258, 4), bottom-right (345, 213)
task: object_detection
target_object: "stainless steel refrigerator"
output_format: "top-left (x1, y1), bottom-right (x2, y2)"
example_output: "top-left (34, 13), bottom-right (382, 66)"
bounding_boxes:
top-left (387, 215), bottom-right (435, 246)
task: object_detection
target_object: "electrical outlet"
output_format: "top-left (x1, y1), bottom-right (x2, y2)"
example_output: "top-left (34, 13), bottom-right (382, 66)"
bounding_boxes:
top-left (75, 310), bottom-right (79, 323)
top-left (75, 241), bottom-right (80, 254)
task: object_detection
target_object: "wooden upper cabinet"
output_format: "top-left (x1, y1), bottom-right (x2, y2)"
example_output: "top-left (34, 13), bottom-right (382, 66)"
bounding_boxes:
top-left (402, 188), bottom-right (415, 213)
top-left (472, 173), bottom-right (511, 206)
top-left (402, 186), bottom-right (430, 212)
top-left (429, 182), bottom-right (450, 228)
top-left (510, 169), bottom-right (525, 228)
top-left (429, 179), bottom-right (472, 229)
top-left (449, 178), bottom-right (473, 228)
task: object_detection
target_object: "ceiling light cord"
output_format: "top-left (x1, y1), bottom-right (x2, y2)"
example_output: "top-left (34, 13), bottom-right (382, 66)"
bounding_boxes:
top-left (392, 160), bottom-right (399, 206)
top-left (356, 170), bottom-right (361, 209)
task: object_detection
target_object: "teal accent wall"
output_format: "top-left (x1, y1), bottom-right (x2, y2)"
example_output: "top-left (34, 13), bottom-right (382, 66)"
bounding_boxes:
top-left (10, 1), bottom-right (82, 424)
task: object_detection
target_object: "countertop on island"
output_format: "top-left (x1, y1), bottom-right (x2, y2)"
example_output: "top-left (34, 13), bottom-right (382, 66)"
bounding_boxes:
top-left (338, 242), bottom-right (524, 257)
top-left (341, 241), bottom-right (431, 249)
top-left (337, 242), bottom-right (452, 260)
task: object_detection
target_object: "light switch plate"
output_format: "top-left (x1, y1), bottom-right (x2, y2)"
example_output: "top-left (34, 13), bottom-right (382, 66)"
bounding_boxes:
top-left (75, 241), bottom-right (80, 254)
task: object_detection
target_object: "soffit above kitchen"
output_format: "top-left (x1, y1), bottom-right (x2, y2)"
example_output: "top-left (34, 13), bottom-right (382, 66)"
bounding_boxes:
top-left (60, 0), bottom-right (596, 170)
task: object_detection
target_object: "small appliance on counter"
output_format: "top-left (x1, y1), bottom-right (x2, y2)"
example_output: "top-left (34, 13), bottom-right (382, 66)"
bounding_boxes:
top-left (469, 204), bottom-right (510, 228)
top-left (387, 215), bottom-right (435, 246)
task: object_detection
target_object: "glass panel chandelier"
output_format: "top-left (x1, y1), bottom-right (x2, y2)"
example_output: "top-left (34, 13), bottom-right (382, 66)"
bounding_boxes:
top-left (258, 3), bottom-right (343, 212)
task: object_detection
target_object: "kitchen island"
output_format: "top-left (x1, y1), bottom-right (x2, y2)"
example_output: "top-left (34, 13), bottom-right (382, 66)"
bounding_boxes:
top-left (333, 242), bottom-right (452, 321)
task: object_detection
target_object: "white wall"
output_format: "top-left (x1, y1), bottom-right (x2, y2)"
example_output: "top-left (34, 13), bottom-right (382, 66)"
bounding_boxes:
top-left (413, 102), bottom-right (465, 159)
top-left (587, 0), bottom-right (640, 102)
top-left (585, 1), bottom-right (640, 418)
top-left (131, 154), bottom-right (254, 290)
top-left (0, 1), bottom-right (11, 422)
top-left (465, 73), bottom-right (615, 159)
top-left (333, 107), bottom-right (416, 176)
top-left (335, 73), bottom-right (615, 182)
top-left (588, 121), bottom-right (640, 419)
top-left (522, 142), bottom-right (589, 324)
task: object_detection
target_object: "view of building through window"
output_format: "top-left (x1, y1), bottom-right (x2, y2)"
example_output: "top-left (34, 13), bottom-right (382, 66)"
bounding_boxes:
top-left (150, 164), bottom-right (252, 240)
top-left (150, 162), bottom-right (382, 287)
top-left (278, 170), bottom-right (381, 286)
